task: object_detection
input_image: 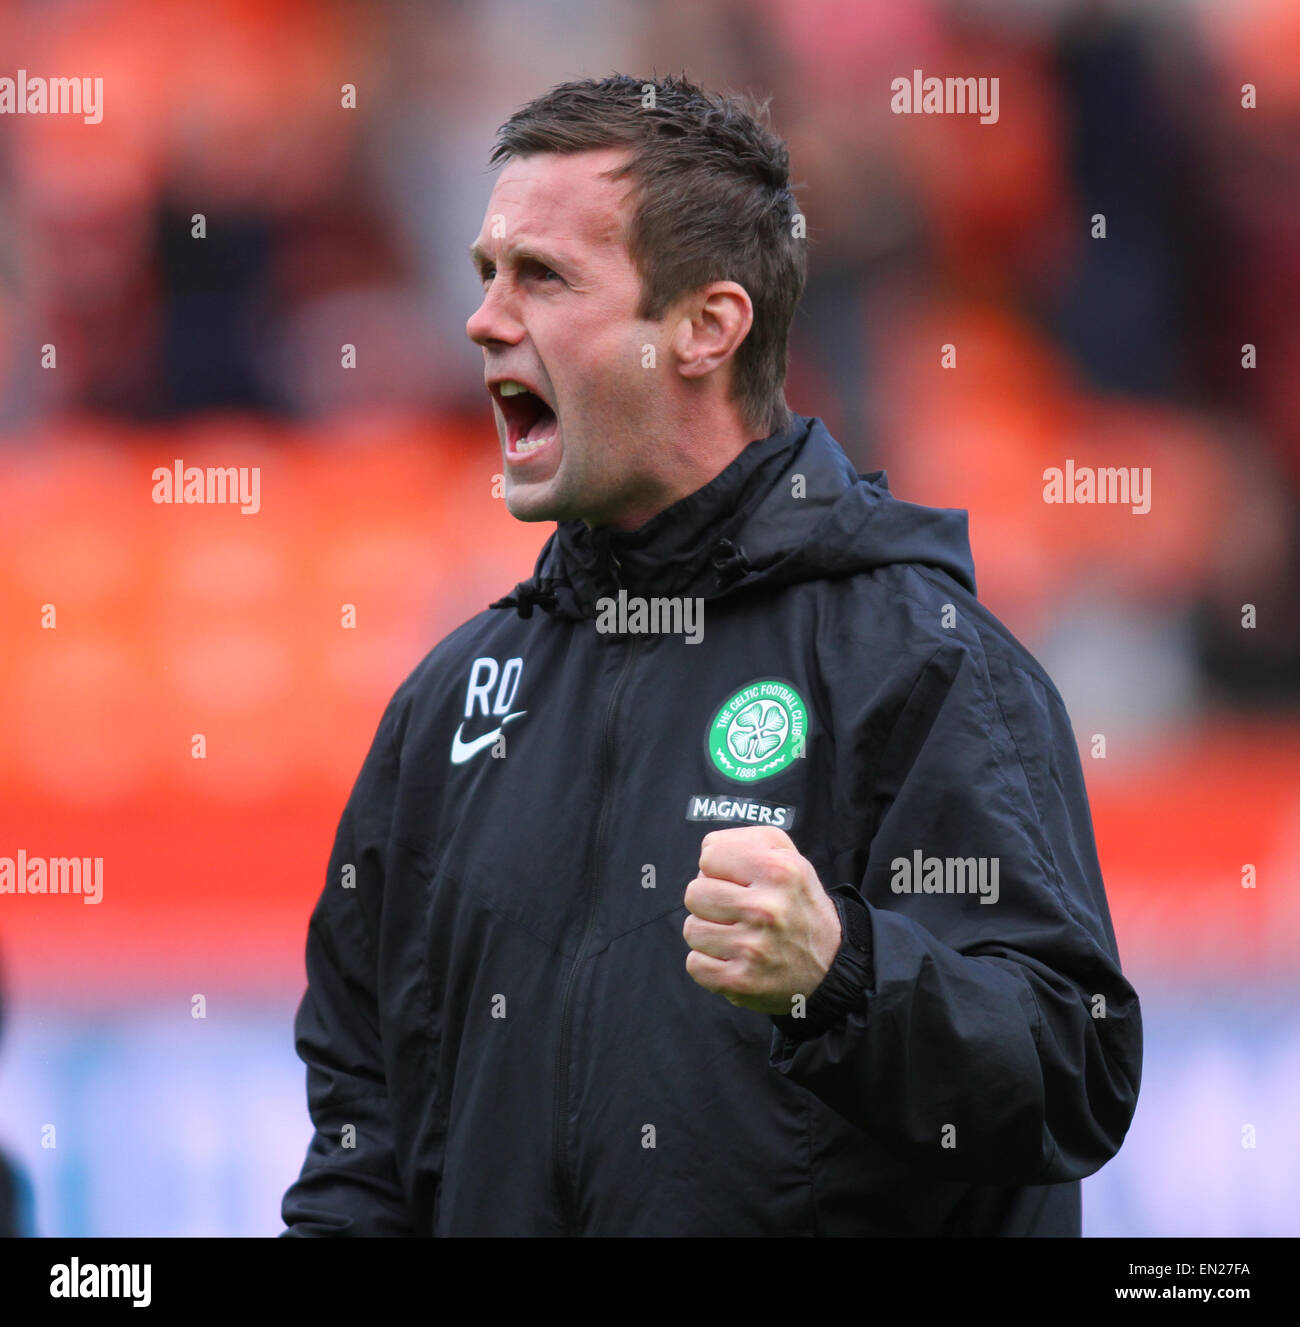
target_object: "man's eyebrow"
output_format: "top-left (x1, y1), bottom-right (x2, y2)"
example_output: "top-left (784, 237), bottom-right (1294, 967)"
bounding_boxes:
top-left (468, 241), bottom-right (571, 275)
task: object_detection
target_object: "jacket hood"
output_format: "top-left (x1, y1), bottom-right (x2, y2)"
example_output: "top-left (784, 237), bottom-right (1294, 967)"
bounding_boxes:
top-left (490, 414), bottom-right (976, 621)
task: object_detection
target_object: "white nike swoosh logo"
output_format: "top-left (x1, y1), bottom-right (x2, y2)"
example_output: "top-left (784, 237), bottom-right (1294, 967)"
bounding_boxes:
top-left (450, 711), bottom-right (526, 764)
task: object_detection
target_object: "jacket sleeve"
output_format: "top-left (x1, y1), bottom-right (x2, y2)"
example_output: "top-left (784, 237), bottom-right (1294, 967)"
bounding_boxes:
top-left (769, 634), bottom-right (1143, 1186)
top-left (281, 699), bottom-right (418, 1236)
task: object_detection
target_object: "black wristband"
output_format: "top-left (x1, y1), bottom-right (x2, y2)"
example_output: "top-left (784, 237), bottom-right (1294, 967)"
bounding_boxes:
top-left (833, 884), bottom-right (872, 958)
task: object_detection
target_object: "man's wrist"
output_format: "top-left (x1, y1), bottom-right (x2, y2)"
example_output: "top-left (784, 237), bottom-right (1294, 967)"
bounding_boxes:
top-left (771, 885), bottom-right (873, 1041)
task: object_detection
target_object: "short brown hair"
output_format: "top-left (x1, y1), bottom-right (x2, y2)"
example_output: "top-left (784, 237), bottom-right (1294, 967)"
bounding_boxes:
top-left (488, 73), bottom-right (806, 438)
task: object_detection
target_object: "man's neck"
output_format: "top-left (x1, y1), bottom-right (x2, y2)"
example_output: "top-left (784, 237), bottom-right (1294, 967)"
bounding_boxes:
top-left (590, 406), bottom-right (770, 533)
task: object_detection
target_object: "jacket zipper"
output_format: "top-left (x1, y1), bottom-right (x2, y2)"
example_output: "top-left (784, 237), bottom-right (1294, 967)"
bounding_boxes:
top-left (551, 556), bottom-right (640, 1236)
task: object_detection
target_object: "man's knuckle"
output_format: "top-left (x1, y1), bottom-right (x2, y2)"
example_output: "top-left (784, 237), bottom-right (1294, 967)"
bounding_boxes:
top-left (734, 942), bottom-right (762, 970)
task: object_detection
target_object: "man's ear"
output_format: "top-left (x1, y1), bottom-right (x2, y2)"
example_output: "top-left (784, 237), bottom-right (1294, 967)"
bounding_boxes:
top-left (671, 282), bottom-right (753, 382)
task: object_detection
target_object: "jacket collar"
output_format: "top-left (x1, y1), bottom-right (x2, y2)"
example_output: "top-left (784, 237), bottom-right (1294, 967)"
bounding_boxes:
top-left (496, 414), bottom-right (812, 619)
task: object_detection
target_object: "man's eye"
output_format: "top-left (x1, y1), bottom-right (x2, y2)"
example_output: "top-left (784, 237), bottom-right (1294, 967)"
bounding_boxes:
top-left (480, 265), bottom-right (559, 285)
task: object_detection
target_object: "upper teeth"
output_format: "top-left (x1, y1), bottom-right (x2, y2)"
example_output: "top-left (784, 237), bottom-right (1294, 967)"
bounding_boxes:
top-left (498, 381), bottom-right (530, 396)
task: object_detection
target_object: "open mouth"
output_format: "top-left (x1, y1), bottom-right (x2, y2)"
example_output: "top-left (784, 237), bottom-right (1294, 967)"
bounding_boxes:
top-left (494, 381), bottom-right (559, 459)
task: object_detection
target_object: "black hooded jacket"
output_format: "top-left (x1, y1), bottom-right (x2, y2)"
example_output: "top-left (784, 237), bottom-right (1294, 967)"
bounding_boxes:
top-left (281, 413), bottom-right (1142, 1236)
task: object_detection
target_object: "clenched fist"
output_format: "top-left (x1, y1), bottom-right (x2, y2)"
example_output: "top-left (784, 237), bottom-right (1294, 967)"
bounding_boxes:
top-left (683, 825), bottom-right (843, 1014)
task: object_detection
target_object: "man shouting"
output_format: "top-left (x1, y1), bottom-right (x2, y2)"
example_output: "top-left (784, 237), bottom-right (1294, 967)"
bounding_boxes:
top-left (282, 73), bottom-right (1141, 1237)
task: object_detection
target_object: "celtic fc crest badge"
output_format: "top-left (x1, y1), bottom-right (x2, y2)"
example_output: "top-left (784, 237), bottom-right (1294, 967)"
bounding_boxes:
top-left (706, 679), bottom-right (808, 782)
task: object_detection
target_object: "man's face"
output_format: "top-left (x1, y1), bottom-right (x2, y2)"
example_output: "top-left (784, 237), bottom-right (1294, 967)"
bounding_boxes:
top-left (467, 147), bottom-right (672, 529)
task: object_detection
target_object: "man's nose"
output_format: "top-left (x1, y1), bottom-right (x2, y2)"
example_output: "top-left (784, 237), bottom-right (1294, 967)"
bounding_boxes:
top-left (466, 278), bottom-right (524, 348)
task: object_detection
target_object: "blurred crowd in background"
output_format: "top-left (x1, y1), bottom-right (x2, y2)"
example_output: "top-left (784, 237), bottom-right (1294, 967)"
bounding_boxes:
top-left (2, 0), bottom-right (1297, 713)
top-left (0, 0), bottom-right (1297, 1236)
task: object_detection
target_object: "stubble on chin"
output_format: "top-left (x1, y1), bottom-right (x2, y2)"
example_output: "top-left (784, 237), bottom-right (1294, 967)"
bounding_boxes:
top-left (503, 472), bottom-right (575, 525)
top-left (503, 487), bottom-right (554, 523)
